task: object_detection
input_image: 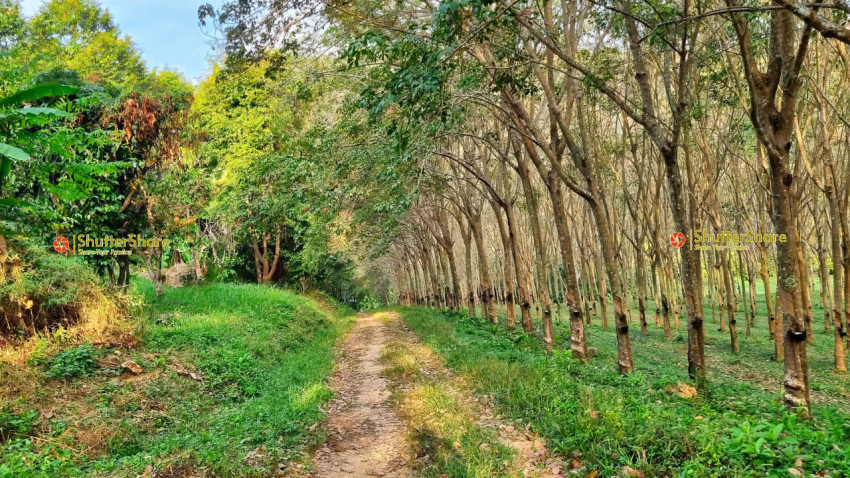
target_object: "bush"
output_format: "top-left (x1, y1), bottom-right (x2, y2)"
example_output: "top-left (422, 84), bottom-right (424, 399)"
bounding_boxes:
top-left (43, 344), bottom-right (97, 380)
top-left (1, 243), bottom-right (129, 341)
top-left (0, 405), bottom-right (38, 442)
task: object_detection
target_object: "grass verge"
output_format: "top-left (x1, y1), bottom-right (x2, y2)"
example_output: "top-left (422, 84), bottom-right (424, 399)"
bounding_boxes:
top-left (377, 312), bottom-right (515, 477)
top-left (398, 307), bottom-right (850, 477)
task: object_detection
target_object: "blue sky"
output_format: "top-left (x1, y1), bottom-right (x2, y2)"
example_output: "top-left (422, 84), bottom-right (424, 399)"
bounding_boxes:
top-left (20, 0), bottom-right (218, 84)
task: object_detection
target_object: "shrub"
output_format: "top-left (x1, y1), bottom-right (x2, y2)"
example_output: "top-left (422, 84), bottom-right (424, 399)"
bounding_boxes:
top-left (1, 243), bottom-right (130, 342)
top-left (0, 405), bottom-right (38, 442)
top-left (43, 344), bottom-right (97, 380)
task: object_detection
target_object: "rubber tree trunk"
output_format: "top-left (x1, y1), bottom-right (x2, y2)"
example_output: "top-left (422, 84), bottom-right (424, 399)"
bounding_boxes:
top-left (468, 212), bottom-right (498, 323)
top-left (459, 219), bottom-right (477, 316)
top-left (797, 239), bottom-right (815, 344)
top-left (826, 186), bottom-right (847, 371)
top-left (515, 152), bottom-right (554, 349)
top-left (548, 174), bottom-right (589, 360)
top-left (768, 150), bottom-right (811, 413)
top-left (490, 200), bottom-right (518, 329)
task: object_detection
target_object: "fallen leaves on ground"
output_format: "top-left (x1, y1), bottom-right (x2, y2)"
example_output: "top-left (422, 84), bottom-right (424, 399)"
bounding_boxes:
top-left (121, 360), bottom-right (143, 374)
top-left (621, 465), bottom-right (645, 477)
top-left (669, 382), bottom-right (697, 399)
top-left (245, 444), bottom-right (266, 467)
top-left (168, 364), bottom-right (203, 381)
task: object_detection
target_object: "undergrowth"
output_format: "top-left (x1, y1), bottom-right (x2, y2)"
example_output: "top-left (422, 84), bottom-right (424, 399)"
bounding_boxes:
top-left (399, 307), bottom-right (850, 477)
top-left (0, 246), bottom-right (132, 343)
top-left (0, 281), bottom-right (352, 477)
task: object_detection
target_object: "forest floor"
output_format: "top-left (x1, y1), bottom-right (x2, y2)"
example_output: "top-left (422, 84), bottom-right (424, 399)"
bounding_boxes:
top-left (4, 285), bottom-right (850, 477)
top-left (306, 311), bottom-right (567, 478)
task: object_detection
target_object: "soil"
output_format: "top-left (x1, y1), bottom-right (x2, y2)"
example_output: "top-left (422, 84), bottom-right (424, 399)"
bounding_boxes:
top-left (308, 312), bottom-right (569, 477)
top-left (309, 313), bottom-right (412, 477)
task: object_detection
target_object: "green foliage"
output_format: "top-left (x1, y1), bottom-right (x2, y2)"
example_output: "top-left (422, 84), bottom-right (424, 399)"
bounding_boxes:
top-left (399, 307), bottom-right (850, 477)
top-left (100, 281), bottom-right (349, 475)
top-left (0, 81), bottom-right (79, 204)
top-left (0, 420), bottom-right (84, 477)
top-left (0, 404), bottom-right (38, 442)
top-left (192, 57), bottom-right (384, 307)
top-left (0, 1), bottom-right (193, 295)
top-left (0, 282), bottom-right (352, 476)
top-left (0, 243), bottom-right (122, 336)
top-left (42, 344), bottom-right (97, 380)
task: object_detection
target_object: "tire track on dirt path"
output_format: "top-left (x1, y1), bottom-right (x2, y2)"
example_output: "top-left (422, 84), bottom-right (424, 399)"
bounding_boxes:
top-left (380, 311), bottom-right (570, 478)
top-left (308, 313), bottom-right (413, 477)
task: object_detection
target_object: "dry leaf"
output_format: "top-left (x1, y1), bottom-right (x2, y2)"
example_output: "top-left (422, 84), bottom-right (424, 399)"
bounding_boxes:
top-left (587, 470), bottom-right (598, 478)
top-left (788, 468), bottom-right (803, 476)
top-left (169, 365), bottom-right (203, 381)
top-left (621, 465), bottom-right (645, 477)
top-left (795, 458), bottom-right (804, 468)
top-left (245, 444), bottom-right (266, 467)
top-left (141, 465), bottom-right (153, 478)
top-left (674, 383), bottom-right (697, 399)
top-left (694, 415), bottom-right (704, 420)
top-left (121, 360), bottom-right (143, 374)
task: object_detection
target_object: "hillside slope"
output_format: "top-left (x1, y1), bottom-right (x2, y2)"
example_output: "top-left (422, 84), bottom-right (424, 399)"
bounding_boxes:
top-left (0, 282), bottom-right (351, 477)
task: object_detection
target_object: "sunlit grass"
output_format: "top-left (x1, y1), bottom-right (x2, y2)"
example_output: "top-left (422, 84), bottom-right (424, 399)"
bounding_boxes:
top-left (0, 281), bottom-right (352, 477)
top-left (380, 333), bottom-right (516, 478)
top-left (399, 303), bottom-right (850, 477)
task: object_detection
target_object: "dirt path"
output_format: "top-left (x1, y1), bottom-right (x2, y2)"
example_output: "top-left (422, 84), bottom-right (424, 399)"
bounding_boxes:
top-left (309, 313), bottom-right (412, 477)
top-left (308, 311), bottom-right (569, 477)
top-left (379, 312), bottom-right (569, 478)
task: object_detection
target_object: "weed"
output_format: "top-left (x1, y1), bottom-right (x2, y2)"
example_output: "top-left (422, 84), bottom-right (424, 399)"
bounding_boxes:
top-left (0, 404), bottom-right (38, 442)
top-left (43, 344), bottom-right (97, 380)
top-left (0, 281), bottom-right (351, 477)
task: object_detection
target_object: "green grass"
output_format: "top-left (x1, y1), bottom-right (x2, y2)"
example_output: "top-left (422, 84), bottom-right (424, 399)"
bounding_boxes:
top-left (379, 328), bottom-right (515, 477)
top-left (0, 281), bottom-right (352, 477)
top-left (477, 285), bottom-right (850, 407)
top-left (398, 304), bottom-right (850, 477)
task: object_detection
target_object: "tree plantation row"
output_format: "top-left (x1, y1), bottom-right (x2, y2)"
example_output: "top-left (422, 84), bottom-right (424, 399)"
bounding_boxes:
top-left (280, 0), bottom-right (850, 418)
